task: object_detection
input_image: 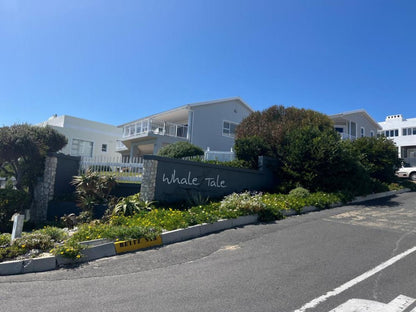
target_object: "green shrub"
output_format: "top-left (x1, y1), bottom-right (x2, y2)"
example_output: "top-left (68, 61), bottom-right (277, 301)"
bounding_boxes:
top-left (34, 226), bottom-right (68, 242)
top-left (14, 233), bottom-right (55, 251)
top-left (0, 189), bottom-right (30, 232)
top-left (234, 136), bottom-right (272, 169)
top-left (157, 141), bottom-right (204, 159)
top-left (289, 187), bottom-right (310, 198)
top-left (112, 193), bottom-right (154, 216)
top-left (51, 240), bottom-right (84, 259)
top-left (0, 233), bottom-right (11, 246)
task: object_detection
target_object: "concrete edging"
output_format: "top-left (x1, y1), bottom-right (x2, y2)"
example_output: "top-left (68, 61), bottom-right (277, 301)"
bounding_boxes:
top-left (0, 188), bottom-right (410, 276)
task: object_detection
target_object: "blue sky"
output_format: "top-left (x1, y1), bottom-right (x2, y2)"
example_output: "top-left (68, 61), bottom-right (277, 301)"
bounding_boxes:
top-left (1, 0), bottom-right (415, 126)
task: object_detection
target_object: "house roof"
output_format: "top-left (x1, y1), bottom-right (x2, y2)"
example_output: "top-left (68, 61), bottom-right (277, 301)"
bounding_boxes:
top-left (329, 109), bottom-right (382, 130)
top-left (118, 97), bottom-right (253, 127)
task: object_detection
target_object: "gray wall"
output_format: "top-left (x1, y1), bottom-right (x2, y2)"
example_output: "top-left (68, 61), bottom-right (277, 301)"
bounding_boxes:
top-left (190, 99), bottom-right (252, 151)
top-left (141, 155), bottom-right (278, 204)
top-left (348, 112), bottom-right (379, 137)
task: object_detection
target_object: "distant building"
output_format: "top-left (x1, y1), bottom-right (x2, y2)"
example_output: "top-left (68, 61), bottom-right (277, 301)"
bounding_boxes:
top-left (329, 109), bottom-right (382, 140)
top-left (378, 114), bottom-right (416, 166)
top-left (37, 115), bottom-right (122, 158)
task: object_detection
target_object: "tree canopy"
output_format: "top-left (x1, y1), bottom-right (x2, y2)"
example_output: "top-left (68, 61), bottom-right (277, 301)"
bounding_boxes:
top-left (0, 124), bottom-right (67, 192)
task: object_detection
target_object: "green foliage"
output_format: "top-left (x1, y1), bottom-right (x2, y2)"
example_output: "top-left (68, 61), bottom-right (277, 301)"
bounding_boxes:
top-left (348, 136), bottom-right (402, 183)
top-left (0, 233), bottom-right (11, 246)
top-left (71, 222), bottom-right (161, 242)
top-left (51, 240), bottom-right (84, 259)
top-left (202, 159), bottom-right (251, 169)
top-left (71, 170), bottom-right (117, 219)
top-left (112, 193), bottom-right (154, 216)
top-left (0, 188), bottom-right (30, 232)
top-left (0, 124), bottom-right (67, 192)
top-left (234, 136), bottom-right (272, 169)
top-left (280, 125), bottom-right (373, 194)
top-left (236, 105), bottom-right (334, 160)
top-left (288, 187), bottom-right (310, 198)
top-left (157, 141), bottom-right (204, 159)
top-left (34, 226), bottom-right (68, 242)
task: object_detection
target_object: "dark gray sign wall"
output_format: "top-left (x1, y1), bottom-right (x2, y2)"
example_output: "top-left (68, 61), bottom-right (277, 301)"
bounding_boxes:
top-left (141, 155), bottom-right (278, 204)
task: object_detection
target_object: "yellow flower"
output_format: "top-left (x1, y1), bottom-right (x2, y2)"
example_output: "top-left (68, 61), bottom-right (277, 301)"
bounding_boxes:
top-left (76, 255), bottom-right (81, 258)
top-left (60, 251), bottom-right (64, 254)
top-left (21, 244), bottom-right (26, 248)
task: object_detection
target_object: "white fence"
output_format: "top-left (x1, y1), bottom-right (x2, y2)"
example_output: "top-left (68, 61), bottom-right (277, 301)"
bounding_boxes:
top-left (79, 156), bottom-right (144, 182)
top-left (204, 148), bottom-right (235, 162)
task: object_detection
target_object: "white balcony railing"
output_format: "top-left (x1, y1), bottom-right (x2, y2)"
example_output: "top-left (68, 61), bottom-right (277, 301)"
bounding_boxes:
top-left (122, 119), bottom-right (188, 139)
top-left (339, 133), bottom-right (356, 140)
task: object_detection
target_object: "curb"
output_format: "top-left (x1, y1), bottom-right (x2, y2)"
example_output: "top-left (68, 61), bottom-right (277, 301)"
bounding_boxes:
top-left (0, 189), bottom-right (410, 276)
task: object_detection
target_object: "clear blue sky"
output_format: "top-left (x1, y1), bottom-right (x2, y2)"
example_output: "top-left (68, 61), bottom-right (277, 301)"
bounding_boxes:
top-left (1, 0), bottom-right (415, 126)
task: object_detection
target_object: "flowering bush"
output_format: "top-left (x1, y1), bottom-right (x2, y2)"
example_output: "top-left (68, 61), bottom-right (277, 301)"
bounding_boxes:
top-left (51, 240), bottom-right (84, 260)
top-left (220, 191), bottom-right (266, 215)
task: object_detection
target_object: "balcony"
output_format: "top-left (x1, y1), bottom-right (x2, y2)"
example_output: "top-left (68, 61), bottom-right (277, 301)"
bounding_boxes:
top-left (122, 119), bottom-right (188, 140)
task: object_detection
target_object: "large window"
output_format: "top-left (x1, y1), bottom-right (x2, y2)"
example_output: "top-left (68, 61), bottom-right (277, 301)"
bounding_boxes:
top-left (71, 139), bottom-right (93, 157)
top-left (223, 121), bottom-right (238, 138)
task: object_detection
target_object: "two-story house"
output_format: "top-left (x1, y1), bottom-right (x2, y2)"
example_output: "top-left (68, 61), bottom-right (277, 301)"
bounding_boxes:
top-left (378, 114), bottom-right (416, 166)
top-left (329, 109), bottom-right (382, 140)
top-left (117, 97), bottom-right (254, 161)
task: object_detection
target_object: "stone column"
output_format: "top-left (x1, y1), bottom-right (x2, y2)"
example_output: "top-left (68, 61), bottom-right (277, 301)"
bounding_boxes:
top-left (140, 158), bottom-right (158, 202)
top-left (30, 156), bottom-right (58, 223)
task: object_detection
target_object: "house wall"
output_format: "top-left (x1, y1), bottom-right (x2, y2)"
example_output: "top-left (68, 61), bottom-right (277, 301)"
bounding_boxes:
top-left (190, 99), bottom-right (252, 151)
top-left (378, 115), bottom-right (416, 163)
top-left (39, 115), bottom-right (122, 158)
top-left (345, 113), bottom-right (379, 137)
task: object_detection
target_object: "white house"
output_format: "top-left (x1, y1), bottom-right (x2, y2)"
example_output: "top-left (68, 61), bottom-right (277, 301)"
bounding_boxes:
top-left (117, 97), bottom-right (254, 160)
top-left (378, 114), bottom-right (416, 166)
top-left (37, 115), bottom-right (122, 158)
top-left (329, 109), bottom-right (382, 140)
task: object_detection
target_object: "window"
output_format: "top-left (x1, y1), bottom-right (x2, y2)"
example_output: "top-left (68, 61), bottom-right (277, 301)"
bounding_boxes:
top-left (223, 121), bottom-right (238, 138)
top-left (71, 139), bottom-right (93, 157)
top-left (370, 130), bottom-right (374, 137)
top-left (360, 127), bottom-right (365, 138)
top-left (101, 144), bottom-right (107, 152)
top-left (385, 129), bottom-right (399, 137)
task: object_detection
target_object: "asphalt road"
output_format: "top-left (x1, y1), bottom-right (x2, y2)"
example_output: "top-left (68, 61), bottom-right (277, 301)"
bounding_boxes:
top-left (1, 192), bottom-right (416, 312)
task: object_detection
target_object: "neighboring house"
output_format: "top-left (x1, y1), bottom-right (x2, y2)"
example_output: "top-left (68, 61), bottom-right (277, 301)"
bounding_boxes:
top-left (378, 114), bottom-right (416, 166)
top-left (37, 115), bottom-right (122, 158)
top-left (329, 109), bottom-right (382, 140)
top-left (117, 97), bottom-right (254, 160)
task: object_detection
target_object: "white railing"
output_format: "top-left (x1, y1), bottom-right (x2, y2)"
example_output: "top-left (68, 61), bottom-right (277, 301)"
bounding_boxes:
top-left (79, 156), bottom-right (143, 182)
top-left (122, 119), bottom-right (188, 139)
top-left (339, 133), bottom-right (356, 140)
top-left (204, 148), bottom-right (235, 162)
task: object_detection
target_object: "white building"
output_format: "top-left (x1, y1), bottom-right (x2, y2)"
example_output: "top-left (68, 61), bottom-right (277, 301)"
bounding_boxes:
top-left (37, 115), bottom-right (122, 159)
top-left (378, 114), bottom-right (416, 166)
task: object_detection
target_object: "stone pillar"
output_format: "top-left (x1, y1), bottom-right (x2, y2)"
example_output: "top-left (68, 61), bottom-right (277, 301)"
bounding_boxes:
top-left (30, 156), bottom-right (58, 223)
top-left (140, 158), bottom-right (158, 202)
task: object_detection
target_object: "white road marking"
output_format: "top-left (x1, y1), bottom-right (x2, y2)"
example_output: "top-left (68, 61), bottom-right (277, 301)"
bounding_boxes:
top-left (329, 295), bottom-right (415, 311)
top-left (293, 246), bottom-right (416, 312)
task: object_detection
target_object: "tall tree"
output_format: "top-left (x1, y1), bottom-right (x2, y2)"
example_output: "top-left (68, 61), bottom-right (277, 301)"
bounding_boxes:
top-left (0, 124), bottom-right (67, 193)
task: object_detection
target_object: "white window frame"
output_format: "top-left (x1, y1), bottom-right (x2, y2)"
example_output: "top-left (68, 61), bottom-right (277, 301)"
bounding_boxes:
top-left (222, 120), bottom-right (238, 138)
top-left (71, 138), bottom-right (94, 157)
